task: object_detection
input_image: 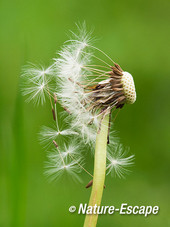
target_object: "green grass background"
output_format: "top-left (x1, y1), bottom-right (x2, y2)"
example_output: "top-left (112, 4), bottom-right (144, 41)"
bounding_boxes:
top-left (0, 0), bottom-right (170, 226)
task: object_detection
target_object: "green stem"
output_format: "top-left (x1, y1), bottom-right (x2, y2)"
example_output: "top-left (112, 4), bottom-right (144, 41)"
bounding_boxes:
top-left (84, 112), bottom-right (110, 227)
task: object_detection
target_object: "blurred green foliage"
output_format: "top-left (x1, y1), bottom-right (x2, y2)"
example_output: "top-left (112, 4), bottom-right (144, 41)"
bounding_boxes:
top-left (0, 0), bottom-right (170, 226)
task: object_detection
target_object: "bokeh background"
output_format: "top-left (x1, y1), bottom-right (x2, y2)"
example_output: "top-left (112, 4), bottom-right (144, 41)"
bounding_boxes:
top-left (0, 0), bottom-right (170, 226)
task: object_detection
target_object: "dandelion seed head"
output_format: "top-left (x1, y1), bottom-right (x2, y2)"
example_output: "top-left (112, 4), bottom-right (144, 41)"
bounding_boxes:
top-left (22, 24), bottom-right (136, 183)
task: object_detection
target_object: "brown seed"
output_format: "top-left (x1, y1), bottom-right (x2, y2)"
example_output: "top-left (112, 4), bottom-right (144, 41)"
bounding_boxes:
top-left (112, 87), bottom-right (124, 92)
top-left (53, 140), bottom-right (58, 148)
top-left (85, 179), bottom-right (106, 189)
top-left (85, 179), bottom-right (93, 188)
top-left (52, 107), bottom-right (56, 121)
top-left (111, 66), bottom-right (123, 76)
top-left (114, 63), bottom-right (123, 72)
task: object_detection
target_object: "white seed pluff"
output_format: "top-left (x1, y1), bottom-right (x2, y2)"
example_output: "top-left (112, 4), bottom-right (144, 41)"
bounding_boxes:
top-left (121, 71), bottom-right (136, 104)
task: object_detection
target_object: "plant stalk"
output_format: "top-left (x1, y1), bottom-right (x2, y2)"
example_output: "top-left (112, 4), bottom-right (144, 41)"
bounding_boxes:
top-left (84, 112), bottom-right (110, 227)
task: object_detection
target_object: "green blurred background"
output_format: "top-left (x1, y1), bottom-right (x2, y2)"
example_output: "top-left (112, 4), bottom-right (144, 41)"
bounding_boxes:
top-left (0, 0), bottom-right (170, 226)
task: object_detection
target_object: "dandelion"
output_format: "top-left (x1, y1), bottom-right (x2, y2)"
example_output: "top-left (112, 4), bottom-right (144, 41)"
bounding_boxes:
top-left (22, 23), bottom-right (136, 227)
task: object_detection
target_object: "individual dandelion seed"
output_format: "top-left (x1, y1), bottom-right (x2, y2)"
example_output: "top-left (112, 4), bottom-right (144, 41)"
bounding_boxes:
top-left (106, 143), bottom-right (135, 178)
top-left (39, 125), bottom-right (78, 147)
top-left (21, 64), bottom-right (56, 105)
top-left (45, 140), bottom-right (94, 183)
top-left (44, 141), bottom-right (84, 183)
top-left (44, 153), bottom-right (83, 183)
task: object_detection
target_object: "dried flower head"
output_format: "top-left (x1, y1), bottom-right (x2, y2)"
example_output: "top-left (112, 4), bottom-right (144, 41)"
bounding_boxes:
top-left (21, 23), bottom-right (136, 183)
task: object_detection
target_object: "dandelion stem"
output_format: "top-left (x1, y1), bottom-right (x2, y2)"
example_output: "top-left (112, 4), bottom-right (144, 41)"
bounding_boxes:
top-left (83, 112), bottom-right (110, 227)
